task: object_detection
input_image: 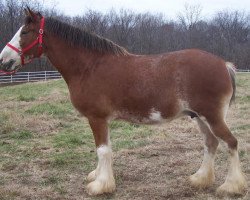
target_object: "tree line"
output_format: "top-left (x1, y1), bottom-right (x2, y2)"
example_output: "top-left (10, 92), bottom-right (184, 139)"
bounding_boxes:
top-left (0, 0), bottom-right (250, 71)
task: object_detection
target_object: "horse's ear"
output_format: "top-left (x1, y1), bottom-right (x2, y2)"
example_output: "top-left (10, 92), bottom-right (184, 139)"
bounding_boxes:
top-left (37, 12), bottom-right (43, 19)
top-left (24, 6), bottom-right (38, 22)
top-left (24, 8), bottom-right (29, 16)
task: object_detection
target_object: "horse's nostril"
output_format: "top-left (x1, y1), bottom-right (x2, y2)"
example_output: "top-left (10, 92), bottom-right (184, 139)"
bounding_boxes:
top-left (0, 59), bottom-right (3, 64)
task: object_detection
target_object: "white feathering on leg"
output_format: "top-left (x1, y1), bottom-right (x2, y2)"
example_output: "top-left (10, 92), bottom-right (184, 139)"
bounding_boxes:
top-left (217, 150), bottom-right (247, 196)
top-left (86, 145), bottom-right (115, 195)
top-left (190, 146), bottom-right (216, 188)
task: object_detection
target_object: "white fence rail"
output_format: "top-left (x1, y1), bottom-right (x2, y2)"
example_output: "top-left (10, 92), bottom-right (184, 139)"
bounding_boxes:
top-left (0, 71), bottom-right (62, 84)
top-left (0, 69), bottom-right (249, 84)
top-left (237, 69), bottom-right (250, 73)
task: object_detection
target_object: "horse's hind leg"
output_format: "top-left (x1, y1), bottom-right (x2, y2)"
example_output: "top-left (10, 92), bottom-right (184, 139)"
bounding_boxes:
top-left (207, 117), bottom-right (247, 196)
top-left (190, 117), bottom-right (219, 188)
top-left (86, 117), bottom-right (115, 195)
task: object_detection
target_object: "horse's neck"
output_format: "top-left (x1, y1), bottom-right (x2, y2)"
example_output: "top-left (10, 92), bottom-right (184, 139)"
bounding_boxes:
top-left (44, 35), bottom-right (97, 84)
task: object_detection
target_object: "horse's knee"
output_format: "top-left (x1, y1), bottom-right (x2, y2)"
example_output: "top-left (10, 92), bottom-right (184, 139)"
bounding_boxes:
top-left (227, 136), bottom-right (238, 150)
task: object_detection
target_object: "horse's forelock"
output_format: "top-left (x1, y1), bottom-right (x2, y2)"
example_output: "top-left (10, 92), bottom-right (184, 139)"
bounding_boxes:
top-left (24, 16), bottom-right (33, 25)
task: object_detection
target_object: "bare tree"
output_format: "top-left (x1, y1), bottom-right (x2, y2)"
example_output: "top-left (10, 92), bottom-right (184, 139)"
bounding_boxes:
top-left (211, 11), bottom-right (250, 67)
top-left (107, 9), bottom-right (138, 49)
top-left (178, 3), bottom-right (203, 31)
top-left (0, 1), bottom-right (249, 70)
top-left (72, 9), bottom-right (108, 37)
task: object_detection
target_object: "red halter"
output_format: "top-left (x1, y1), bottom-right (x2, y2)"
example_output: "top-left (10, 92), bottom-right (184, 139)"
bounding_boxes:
top-left (0, 17), bottom-right (45, 75)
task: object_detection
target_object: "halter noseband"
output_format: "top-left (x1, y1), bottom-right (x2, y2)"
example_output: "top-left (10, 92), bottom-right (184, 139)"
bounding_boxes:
top-left (2, 17), bottom-right (45, 74)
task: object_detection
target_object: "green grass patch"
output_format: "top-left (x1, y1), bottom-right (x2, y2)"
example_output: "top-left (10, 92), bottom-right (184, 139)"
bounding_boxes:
top-left (50, 151), bottom-right (82, 168)
top-left (53, 133), bottom-right (85, 148)
top-left (0, 122), bottom-right (15, 135)
top-left (41, 175), bottom-right (62, 186)
top-left (236, 78), bottom-right (246, 87)
top-left (18, 172), bottom-right (33, 185)
top-left (0, 112), bottom-right (16, 135)
top-left (50, 150), bottom-right (93, 170)
top-left (110, 121), bottom-right (140, 129)
top-left (239, 150), bottom-right (246, 159)
top-left (110, 121), bottom-right (151, 136)
top-left (113, 139), bottom-right (150, 151)
top-left (0, 112), bottom-right (10, 123)
top-left (53, 122), bottom-right (95, 147)
top-left (1, 161), bottom-right (18, 172)
top-left (0, 178), bottom-right (5, 186)
top-left (0, 190), bottom-right (21, 199)
top-left (0, 142), bottom-right (18, 155)
top-left (17, 94), bottom-right (36, 102)
top-left (110, 121), bottom-right (153, 151)
top-left (236, 74), bottom-right (250, 87)
top-left (26, 102), bottom-right (73, 117)
top-left (10, 130), bottom-right (33, 140)
top-left (0, 80), bottom-right (67, 100)
top-left (237, 95), bottom-right (250, 103)
top-left (55, 185), bottom-right (67, 195)
top-left (232, 124), bottom-right (250, 132)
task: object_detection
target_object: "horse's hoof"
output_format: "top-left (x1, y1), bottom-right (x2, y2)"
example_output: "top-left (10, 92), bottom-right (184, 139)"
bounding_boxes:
top-left (216, 178), bottom-right (247, 197)
top-left (86, 179), bottom-right (116, 196)
top-left (189, 171), bottom-right (215, 188)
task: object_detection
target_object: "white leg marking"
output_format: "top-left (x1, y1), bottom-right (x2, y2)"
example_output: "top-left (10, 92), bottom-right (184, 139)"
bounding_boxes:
top-left (149, 108), bottom-right (163, 122)
top-left (190, 147), bottom-right (215, 188)
top-left (86, 145), bottom-right (115, 195)
top-left (217, 150), bottom-right (247, 196)
top-left (87, 163), bottom-right (99, 182)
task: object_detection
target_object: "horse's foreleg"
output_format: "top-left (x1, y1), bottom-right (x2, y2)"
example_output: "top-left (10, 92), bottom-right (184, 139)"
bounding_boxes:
top-left (86, 117), bottom-right (115, 196)
top-left (190, 117), bottom-right (219, 188)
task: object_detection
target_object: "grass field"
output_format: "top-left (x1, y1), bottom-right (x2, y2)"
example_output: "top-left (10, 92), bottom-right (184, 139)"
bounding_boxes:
top-left (0, 73), bottom-right (249, 200)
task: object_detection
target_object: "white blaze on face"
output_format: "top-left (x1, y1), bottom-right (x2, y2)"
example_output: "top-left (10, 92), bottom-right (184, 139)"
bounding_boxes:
top-left (0, 26), bottom-right (23, 70)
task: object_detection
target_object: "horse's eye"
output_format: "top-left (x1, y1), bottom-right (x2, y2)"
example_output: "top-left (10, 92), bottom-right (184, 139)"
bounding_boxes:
top-left (21, 31), bottom-right (29, 35)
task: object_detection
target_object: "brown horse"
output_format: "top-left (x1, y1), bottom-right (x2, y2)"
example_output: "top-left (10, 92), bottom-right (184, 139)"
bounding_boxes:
top-left (0, 8), bottom-right (247, 196)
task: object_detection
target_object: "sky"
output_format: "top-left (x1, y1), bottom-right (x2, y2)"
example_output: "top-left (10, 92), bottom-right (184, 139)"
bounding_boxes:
top-left (43, 0), bottom-right (250, 19)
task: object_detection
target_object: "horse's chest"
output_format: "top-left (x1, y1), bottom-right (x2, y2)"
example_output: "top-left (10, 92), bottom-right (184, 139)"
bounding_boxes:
top-left (69, 87), bottom-right (112, 117)
top-left (68, 87), bottom-right (91, 112)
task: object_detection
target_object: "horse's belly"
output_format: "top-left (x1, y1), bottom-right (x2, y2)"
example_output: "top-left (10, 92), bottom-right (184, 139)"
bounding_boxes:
top-left (112, 109), bottom-right (173, 125)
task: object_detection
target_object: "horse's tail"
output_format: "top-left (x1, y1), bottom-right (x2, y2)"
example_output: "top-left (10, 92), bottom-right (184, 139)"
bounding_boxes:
top-left (226, 62), bottom-right (236, 106)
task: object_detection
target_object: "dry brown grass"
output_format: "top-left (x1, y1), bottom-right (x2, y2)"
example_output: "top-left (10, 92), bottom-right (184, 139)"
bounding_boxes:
top-left (0, 74), bottom-right (249, 200)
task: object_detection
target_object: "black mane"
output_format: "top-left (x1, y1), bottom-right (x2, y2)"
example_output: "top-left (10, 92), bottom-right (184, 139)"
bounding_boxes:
top-left (42, 17), bottom-right (128, 56)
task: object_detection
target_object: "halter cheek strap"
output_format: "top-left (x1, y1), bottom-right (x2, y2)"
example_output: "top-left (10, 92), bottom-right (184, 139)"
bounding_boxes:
top-left (0, 17), bottom-right (45, 75)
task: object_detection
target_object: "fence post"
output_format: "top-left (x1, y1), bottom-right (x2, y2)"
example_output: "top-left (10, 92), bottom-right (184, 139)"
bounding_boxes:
top-left (28, 72), bottom-right (30, 82)
top-left (11, 74), bottom-right (13, 83)
top-left (45, 71), bottom-right (47, 81)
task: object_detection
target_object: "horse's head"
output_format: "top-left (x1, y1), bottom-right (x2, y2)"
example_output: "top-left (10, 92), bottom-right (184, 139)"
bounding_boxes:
top-left (0, 8), bottom-right (44, 73)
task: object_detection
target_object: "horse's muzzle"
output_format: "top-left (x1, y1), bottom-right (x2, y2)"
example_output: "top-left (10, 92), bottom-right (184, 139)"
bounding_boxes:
top-left (0, 59), bottom-right (16, 72)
